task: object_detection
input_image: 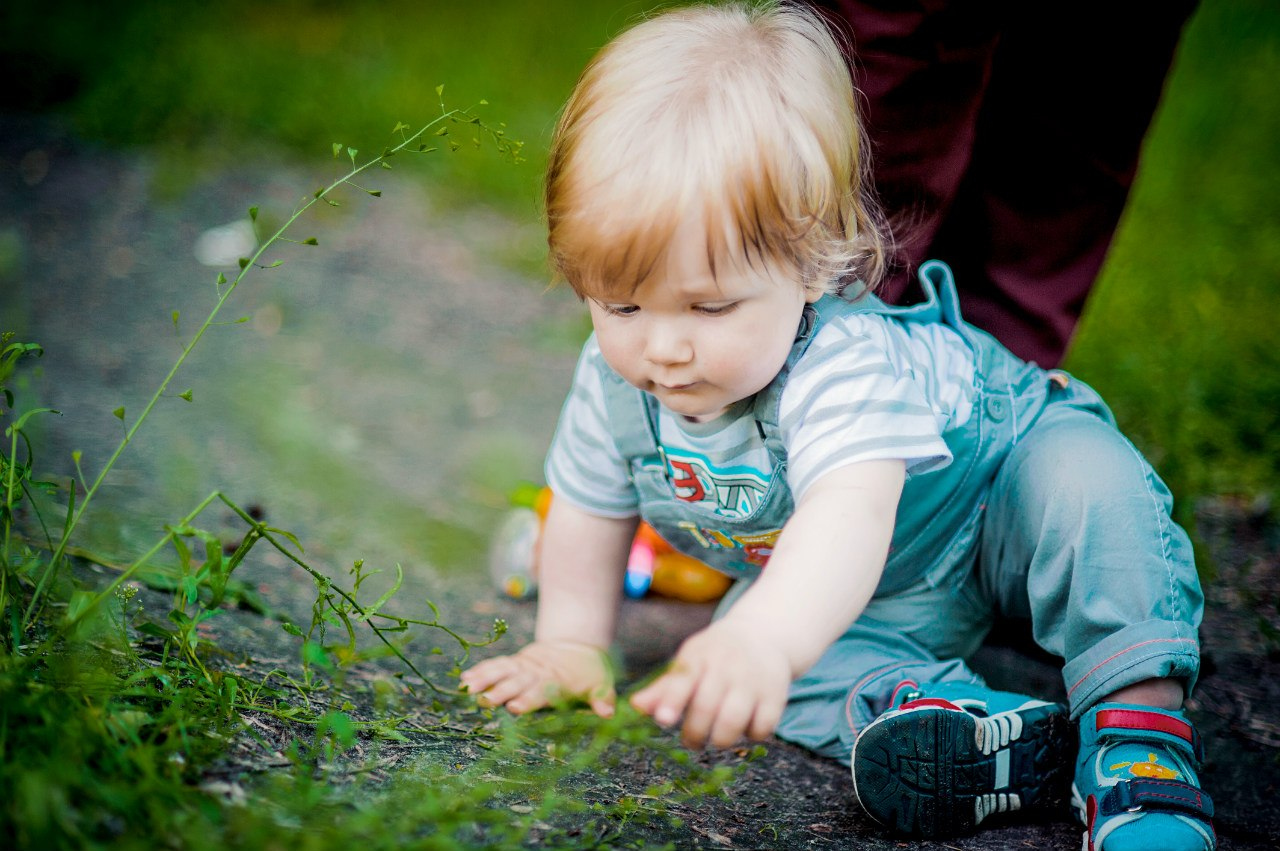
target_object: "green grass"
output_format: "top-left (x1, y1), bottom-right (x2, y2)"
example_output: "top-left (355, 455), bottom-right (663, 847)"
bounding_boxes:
top-left (4, 0), bottom-right (680, 211)
top-left (1064, 0), bottom-right (1280, 520)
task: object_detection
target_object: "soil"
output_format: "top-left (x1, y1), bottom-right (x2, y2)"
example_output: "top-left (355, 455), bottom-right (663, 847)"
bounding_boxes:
top-left (3, 116), bottom-right (1278, 849)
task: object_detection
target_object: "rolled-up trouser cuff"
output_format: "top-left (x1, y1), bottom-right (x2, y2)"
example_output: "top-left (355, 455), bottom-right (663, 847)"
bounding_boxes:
top-left (1063, 619), bottom-right (1200, 718)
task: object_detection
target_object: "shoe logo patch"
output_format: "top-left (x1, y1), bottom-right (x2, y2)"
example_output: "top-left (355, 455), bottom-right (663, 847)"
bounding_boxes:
top-left (1108, 752), bottom-right (1181, 780)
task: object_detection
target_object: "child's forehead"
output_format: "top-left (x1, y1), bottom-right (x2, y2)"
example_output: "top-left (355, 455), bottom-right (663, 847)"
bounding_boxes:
top-left (582, 240), bottom-right (791, 302)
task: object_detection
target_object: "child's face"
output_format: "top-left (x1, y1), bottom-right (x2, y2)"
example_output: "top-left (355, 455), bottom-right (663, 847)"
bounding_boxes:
top-left (586, 219), bottom-right (822, 422)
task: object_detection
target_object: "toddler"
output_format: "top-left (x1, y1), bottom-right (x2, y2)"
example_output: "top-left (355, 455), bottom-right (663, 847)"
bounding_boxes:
top-left (461, 3), bottom-right (1214, 849)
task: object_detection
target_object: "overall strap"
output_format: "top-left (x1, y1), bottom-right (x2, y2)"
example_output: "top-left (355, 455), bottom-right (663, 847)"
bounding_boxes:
top-left (751, 301), bottom-right (828, 457)
top-left (752, 260), bottom-right (966, 450)
top-left (598, 350), bottom-right (663, 463)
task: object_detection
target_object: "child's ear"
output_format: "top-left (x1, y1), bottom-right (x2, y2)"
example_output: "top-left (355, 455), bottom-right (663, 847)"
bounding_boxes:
top-left (804, 284), bottom-right (826, 304)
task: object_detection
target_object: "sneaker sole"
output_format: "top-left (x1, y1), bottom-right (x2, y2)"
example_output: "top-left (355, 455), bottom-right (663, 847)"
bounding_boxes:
top-left (852, 701), bottom-right (1075, 837)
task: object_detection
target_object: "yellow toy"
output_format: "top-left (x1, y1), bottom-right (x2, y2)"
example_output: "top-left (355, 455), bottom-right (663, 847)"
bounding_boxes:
top-left (488, 486), bottom-right (731, 604)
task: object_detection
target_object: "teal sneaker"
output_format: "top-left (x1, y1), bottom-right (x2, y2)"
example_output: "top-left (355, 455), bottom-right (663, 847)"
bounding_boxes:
top-left (852, 680), bottom-right (1075, 837)
top-left (1073, 702), bottom-right (1215, 850)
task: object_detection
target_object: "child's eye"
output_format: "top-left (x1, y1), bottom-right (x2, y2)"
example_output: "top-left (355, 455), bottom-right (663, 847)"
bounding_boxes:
top-left (600, 303), bottom-right (639, 317)
top-left (694, 302), bottom-right (739, 316)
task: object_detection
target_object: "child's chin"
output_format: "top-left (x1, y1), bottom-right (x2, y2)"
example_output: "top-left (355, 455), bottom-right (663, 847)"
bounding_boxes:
top-left (670, 403), bottom-right (730, 423)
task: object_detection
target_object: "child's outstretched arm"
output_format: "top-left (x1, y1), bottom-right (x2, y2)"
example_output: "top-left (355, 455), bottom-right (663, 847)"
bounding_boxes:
top-left (630, 459), bottom-right (904, 749)
top-left (461, 497), bottom-right (637, 717)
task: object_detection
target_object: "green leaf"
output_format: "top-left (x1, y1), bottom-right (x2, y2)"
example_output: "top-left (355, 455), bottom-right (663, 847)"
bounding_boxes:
top-left (380, 161), bottom-right (393, 170)
top-left (356, 563), bottom-right (403, 621)
top-left (179, 389), bottom-right (193, 402)
top-left (66, 589), bottom-right (96, 624)
top-left (449, 141), bottom-right (460, 152)
top-left (391, 121), bottom-right (408, 134)
top-left (137, 621), bottom-right (176, 640)
top-left (268, 260), bottom-right (283, 268)
top-left (321, 711), bottom-right (356, 748)
top-left (168, 608), bottom-right (194, 628)
top-left (248, 206), bottom-right (259, 221)
top-left (216, 272), bottom-right (227, 285)
top-left (332, 142), bottom-right (342, 158)
top-left (281, 622), bottom-right (304, 637)
top-left (112, 406), bottom-right (125, 421)
top-left (11, 406), bottom-right (58, 431)
top-left (182, 575), bottom-right (199, 606)
top-left (302, 641), bottom-right (332, 670)
top-left (72, 449), bottom-right (81, 464)
top-left (238, 257), bottom-right (249, 269)
top-left (435, 126), bottom-right (449, 136)
top-left (366, 189), bottom-right (381, 197)
top-left (435, 84), bottom-right (444, 98)
top-left (303, 237), bottom-right (319, 246)
top-left (266, 526), bottom-right (304, 552)
top-left (170, 531), bottom-right (192, 571)
top-left (347, 146), bottom-right (358, 165)
top-left (479, 99), bottom-right (489, 105)
top-left (171, 310), bottom-right (180, 330)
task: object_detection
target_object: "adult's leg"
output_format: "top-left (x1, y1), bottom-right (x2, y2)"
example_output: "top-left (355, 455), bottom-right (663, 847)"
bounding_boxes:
top-left (931, 1), bottom-right (1199, 366)
top-left (809, 0), bottom-right (1001, 297)
top-left (810, 0), bottom-right (1197, 366)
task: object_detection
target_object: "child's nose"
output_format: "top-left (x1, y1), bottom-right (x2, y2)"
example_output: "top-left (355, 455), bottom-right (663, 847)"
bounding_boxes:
top-left (643, 321), bottom-right (693, 365)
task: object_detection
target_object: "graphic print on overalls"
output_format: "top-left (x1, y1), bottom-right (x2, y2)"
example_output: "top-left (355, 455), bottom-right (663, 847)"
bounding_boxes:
top-left (665, 449), bottom-right (769, 518)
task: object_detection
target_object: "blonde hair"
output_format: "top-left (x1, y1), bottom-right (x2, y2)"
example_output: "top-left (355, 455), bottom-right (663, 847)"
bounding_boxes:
top-left (545, 0), bottom-right (887, 298)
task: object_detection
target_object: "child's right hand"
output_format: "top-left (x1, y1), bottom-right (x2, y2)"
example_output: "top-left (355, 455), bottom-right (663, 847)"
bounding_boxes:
top-left (460, 640), bottom-right (616, 717)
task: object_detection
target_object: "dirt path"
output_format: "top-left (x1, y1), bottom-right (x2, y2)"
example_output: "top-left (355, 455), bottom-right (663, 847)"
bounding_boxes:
top-left (4, 117), bottom-right (1277, 849)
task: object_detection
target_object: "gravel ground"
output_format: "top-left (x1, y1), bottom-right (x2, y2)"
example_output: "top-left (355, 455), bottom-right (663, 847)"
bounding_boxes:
top-left (3, 116), bottom-right (1277, 850)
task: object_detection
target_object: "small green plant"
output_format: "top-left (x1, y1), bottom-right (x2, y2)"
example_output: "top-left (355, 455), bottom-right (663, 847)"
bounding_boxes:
top-left (0, 97), bottom-right (741, 849)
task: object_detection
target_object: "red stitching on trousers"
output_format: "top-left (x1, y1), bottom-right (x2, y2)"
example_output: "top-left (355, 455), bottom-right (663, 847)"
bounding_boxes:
top-left (1068, 637), bottom-right (1197, 697)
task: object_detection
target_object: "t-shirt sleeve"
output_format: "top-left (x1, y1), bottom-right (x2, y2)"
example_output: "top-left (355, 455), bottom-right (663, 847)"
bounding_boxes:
top-left (780, 318), bottom-right (953, 501)
top-left (543, 337), bottom-right (640, 518)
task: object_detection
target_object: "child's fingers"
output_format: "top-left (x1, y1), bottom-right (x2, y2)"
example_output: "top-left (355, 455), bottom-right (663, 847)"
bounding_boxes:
top-left (459, 656), bottom-right (515, 695)
top-left (631, 665), bottom-right (698, 728)
top-left (588, 684), bottom-right (617, 718)
top-left (707, 689), bottom-right (756, 749)
top-left (478, 672), bottom-right (542, 711)
top-left (745, 693), bottom-right (784, 742)
top-left (679, 682), bottom-right (721, 748)
top-left (460, 657), bottom-right (543, 711)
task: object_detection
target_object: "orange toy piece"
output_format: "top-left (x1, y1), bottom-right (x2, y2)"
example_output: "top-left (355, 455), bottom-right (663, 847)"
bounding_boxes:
top-left (490, 486), bottom-right (731, 603)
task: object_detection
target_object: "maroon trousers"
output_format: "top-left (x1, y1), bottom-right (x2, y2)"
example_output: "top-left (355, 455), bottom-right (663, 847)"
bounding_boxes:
top-left (810, 0), bottom-right (1198, 366)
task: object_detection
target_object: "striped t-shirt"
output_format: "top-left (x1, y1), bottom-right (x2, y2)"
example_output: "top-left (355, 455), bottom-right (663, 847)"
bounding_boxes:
top-left (545, 310), bottom-right (977, 520)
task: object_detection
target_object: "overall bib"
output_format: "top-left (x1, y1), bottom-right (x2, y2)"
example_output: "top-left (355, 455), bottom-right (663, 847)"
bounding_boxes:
top-left (598, 261), bottom-right (1203, 763)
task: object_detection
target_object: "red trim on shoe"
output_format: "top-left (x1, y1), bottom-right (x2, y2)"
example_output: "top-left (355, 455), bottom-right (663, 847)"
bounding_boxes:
top-left (1095, 708), bottom-right (1194, 743)
top-left (888, 679), bottom-right (919, 707)
top-left (1086, 795), bottom-right (1098, 851)
top-left (899, 697), bottom-right (963, 712)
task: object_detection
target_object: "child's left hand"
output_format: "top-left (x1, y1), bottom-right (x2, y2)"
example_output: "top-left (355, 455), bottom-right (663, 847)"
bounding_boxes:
top-left (629, 617), bottom-right (791, 749)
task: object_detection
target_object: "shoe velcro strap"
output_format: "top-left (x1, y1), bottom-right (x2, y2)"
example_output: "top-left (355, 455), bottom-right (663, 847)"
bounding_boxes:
top-left (1095, 708), bottom-right (1205, 762)
top-left (1100, 779), bottom-right (1215, 820)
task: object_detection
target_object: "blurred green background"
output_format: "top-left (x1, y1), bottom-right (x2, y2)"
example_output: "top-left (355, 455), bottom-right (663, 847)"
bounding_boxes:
top-left (3, 0), bottom-right (1278, 540)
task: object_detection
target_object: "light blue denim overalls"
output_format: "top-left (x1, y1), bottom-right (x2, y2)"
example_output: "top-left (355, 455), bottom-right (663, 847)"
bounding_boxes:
top-left (599, 261), bottom-right (1203, 764)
